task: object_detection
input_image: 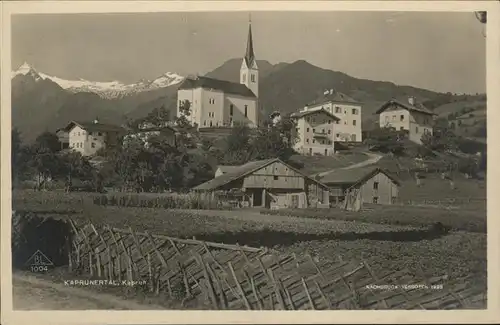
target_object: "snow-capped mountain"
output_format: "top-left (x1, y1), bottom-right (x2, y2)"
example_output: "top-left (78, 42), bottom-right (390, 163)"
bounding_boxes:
top-left (11, 62), bottom-right (184, 99)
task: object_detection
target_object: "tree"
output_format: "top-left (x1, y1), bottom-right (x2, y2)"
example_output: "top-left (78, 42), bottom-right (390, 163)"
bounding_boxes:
top-left (364, 126), bottom-right (406, 155)
top-left (58, 151), bottom-right (94, 191)
top-left (35, 131), bottom-right (61, 153)
top-left (11, 128), bottom-right (29, 187)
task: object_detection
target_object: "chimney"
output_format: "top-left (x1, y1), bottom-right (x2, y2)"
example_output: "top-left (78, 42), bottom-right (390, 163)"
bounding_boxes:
top-left (408, 96), bottom-right (415, 106)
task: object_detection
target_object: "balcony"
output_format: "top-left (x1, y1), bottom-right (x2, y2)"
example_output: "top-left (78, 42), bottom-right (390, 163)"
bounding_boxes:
top-left (313, 131), bottom-right (329, 138)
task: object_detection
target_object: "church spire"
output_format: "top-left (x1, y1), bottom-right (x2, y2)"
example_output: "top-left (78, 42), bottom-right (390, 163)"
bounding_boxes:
top-left (244, 15), bottom-right (255, 67)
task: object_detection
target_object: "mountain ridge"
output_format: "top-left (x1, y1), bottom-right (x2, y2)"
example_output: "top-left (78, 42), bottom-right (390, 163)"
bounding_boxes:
top-left (11, 59), bottom-right (485, 143)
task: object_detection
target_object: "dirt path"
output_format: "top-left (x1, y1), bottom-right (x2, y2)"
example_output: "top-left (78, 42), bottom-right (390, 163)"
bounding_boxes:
top-left (12, 273), bottom-right (164, 310)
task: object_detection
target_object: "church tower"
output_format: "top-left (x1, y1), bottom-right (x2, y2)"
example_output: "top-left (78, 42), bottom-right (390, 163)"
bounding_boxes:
top-left (240, 17), bottom-right (259, 98)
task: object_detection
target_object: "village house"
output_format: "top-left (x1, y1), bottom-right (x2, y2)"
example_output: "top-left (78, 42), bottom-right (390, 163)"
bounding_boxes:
top-left (63, 119), bottom-right (124, 157)
top-left (376, 97), bottom-right (437, 144)
top-left (123, 121), bottom-right (177, 149)
top-left (194, 158), bottom-right (330, 209)
top-left (318, 166), bottom-right (400, 205)
top-left (290, 108), bottom-right (340, 156)
top-left (177, 20), bottom-right (259, 129)
top-left (55, 128), bottom-right (70, 150)
top-left (299, 89), bottom-right (363, 142)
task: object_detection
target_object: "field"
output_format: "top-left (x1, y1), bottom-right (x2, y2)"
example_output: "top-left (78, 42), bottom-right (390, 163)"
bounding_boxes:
top-left (13, 190), bottom-right (487, 292)
top-left (290, 151), bottom-right (369, 175)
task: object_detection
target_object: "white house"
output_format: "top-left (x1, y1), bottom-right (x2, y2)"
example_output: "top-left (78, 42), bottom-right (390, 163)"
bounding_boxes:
top-left (290, 108), bottom-right (340, 156)
top-left (375, 97), bottom-right (437, 144)
top-left (177, 20), bottom-right (259, 129)
top-left (299, 89), bottom-right (363, 142)
top-left (63, 120), bottom-right (124, 157)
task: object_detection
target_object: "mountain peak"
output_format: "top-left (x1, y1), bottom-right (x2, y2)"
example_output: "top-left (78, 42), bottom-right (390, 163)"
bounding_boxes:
top-left (13, 62), bottom-right (38, 76)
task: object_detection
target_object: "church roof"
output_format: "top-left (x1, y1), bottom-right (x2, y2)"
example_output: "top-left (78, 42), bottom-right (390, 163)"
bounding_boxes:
top-left (178, 76), bottom-right (256, 98)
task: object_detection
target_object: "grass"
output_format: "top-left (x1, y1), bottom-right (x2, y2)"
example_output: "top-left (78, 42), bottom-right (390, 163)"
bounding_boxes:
top-left (291, 151), bottom-right (369, 175)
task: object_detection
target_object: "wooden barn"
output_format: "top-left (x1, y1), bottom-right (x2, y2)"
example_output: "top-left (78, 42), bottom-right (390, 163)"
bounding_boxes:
top-left (194, 158), bottom-right (330, 209)
top-left (319, 166), bottom-right (400, 205)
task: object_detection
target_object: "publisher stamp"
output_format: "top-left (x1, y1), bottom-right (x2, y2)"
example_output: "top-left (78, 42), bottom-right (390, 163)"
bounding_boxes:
top-left (24, 250), bottom-right (54, 273)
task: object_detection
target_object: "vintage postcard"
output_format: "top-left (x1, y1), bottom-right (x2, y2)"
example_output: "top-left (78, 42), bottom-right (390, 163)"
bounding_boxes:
top-left (1, 1), bottom-right (499, 324)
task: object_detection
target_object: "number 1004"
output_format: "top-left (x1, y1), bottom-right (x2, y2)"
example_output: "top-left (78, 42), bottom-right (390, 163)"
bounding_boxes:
top-left (31, 265), bottom-right (48, 272)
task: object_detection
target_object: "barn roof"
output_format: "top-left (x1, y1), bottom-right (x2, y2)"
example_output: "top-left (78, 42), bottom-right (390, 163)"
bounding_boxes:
top-left (194, 158), bottom-right (329, 191)
top-left (375, 98), bottom-right (436, 116)
top-left (216, 165), bottom-right (241, 174)
top-left (178, 76), bottom-right (256, 98)
top-left (319, 166), bottom-right (401, 187)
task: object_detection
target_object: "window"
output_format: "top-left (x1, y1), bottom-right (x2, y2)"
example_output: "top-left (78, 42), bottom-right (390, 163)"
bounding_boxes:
top-left (392, 115), bottom-right (396, 121)
top-left (204, 121), bottom-right (206, 126)
top-left (336, 120), bottom-right (340, 124)
top-left (242, 74), bottom-right (246, 83)
top-left (312, 139), bottom-right (316, 144)
top-left (353, 120), bottom-right (357, 126)
top-left (400, 127), bottom-right (404, 131)
top-left (351, 134), bottom-right (356, 141)
top-left (344, 110), bottom-right (347, 114)
top-left (352, 108), bottom-right (358, 115)
top-left (306, 128), bottom-right (310, 132)
top-left (322, 129), bottom-right (325, 133)
top-left (400, 115), bottom-right (404, 121)
top-left (230, 104), bottom-right (234, 116)
top-left (312, 118), bottom-right (315, 123)
top-left (324, 149), bottom-right (328, 156)
top-left (328, 140), bottom-right (332, 144)
top-left (98, 132), bottom-right (102, 136)
top-left (309, 148), bottom-right (312, 155)
top-left (306, 117), bottom-right (310, 122)
top-left (373, 182), bottom-right (379, 190)
top-left (244, 105), bottom-right (248, 117)
top-left (328, 130), bottom-right (331, 134)
top-left (385, 116), bottom-right (389, 123)
top-left (273, 176), bottom-right (279, 180)
top-left (415, 126), bottom-right (419, 133)
top-left (210, 121), bottom-right (213, 127)
top-left (391, 197), bottom-right (397, 204)
top-left (373, 197), bottom-right (379, 204)
top-left (335, 107), bottom-right (341, 113)
top-left (306, 139), bottom-right (309, 143)
top-left (251, 74), bottom-right (256, 82)
top-left (313, 128), bottom-right (316, 133)
top-left (179, 100), bottom-right (182, 107)
top-left (91, 142), bottom-right (96, 148)
top-left (336, 133), bottom-right (340, 138)
top-left (209, 98), bottom-right (215, 104)
top-left (328, 120), bottom-right (332, 124)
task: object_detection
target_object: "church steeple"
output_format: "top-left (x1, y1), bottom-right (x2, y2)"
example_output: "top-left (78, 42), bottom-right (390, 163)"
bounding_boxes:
top-left (240, 15), bottom-right (259, 97)
top-left (244, 16), bottom-right (255, 67)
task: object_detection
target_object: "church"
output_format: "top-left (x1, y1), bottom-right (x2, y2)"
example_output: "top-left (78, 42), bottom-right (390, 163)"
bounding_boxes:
top-left (176, 20), bottom-right (260, 128)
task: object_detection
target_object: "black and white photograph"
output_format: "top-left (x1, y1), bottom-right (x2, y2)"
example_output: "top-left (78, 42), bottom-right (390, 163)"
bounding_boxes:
top-left (1, 1), bottom-right (498, 323)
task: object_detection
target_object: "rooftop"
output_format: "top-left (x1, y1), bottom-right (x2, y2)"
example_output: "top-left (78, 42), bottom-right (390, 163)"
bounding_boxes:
top-left (64, 120), bottom-right (125, 133)
top-left (178, 76), bottom-right (256, 98)
top-left (290, 108), bottom-right (341, 121)
top-left (375, 98), bottom-right (436, 116)
top-left (319, 166), bottom-right (400, 186)
top-left (307, 90), bottom-right (359, 107)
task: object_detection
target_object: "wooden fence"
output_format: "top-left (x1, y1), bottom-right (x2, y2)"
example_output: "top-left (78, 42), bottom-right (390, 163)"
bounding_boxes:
top-left (60, 216), bottom-right (486, 310)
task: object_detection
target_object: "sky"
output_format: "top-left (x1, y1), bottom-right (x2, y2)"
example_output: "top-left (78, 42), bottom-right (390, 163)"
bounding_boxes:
top-left (12, 11), bottom-right (486, 94)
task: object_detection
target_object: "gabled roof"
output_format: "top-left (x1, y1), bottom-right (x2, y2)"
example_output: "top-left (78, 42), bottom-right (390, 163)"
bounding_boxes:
top-left (178, 76), bottom-right (256, 98)
top-left (307, 91), bottom-right (359, 107)
top-left (63, 121), bottom-right (125, 133)
top-left (194, 158), bottom-right (329, 191)
top-left (244, 22), bottom-right (256, 68)
top-left (375, 99), bottom-right (437, 116)
top-left (319, 166), bottom-right (401, 187)
top-left (216, 165), bottom-right (241, 174)
top-left (290, 108), bottom-right (341, 121)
